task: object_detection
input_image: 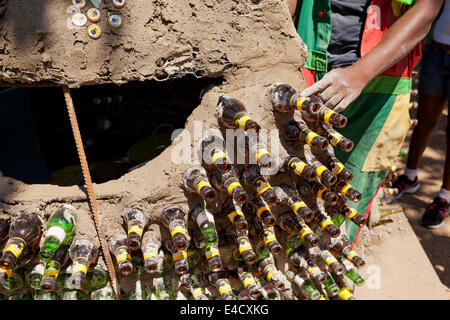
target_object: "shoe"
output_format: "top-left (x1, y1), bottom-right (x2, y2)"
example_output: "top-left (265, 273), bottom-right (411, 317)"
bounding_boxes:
top-left (420, 197), bottom-right (449, 229)
top-left (393, 175), bottom-right (420, 200)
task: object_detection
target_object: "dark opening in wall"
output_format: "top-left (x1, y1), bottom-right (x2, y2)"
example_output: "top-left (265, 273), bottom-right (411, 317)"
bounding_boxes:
top-left (0, 75), bottom-right (223, 186)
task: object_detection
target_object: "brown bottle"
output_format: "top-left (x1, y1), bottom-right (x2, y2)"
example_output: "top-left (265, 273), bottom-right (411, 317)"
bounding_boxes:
top-left (200, 132), bottom-right (232, 173)
top-left (161, 205), bottom-right (190, 251)
top-left (208, 268), bottom-right (236, 300)
top-left (274, 185), bottom-right (314, 223)
top-left (242, 165), bottom-right (277, 206)
top-left (326, 128), bottom-right (354, 152)
top-left (312, 247), bottom-right (344, 276)
top-left (258, 255), bottom-right (285, 291)
top-left (248, 198), bottom-right (276, 227)
top-left (288, 245), bottom-right (326, 284)
top-left (222, 197), bottom-right (248, 231)
top-left (333, 181), bottom-right (362, 202)
top-left (221, 168), bottom-right (248, 205)
top-left (0, 216), bottom-right (11, 246)
top-left (269, 83), bottom-right (322, 116)
top-left (323, 150), bottom-right (353, 182)
top-left (342, 206), bottom-right (367, 227)
top-left (283, 156), bottom-right (317, 180)
top-left (225, 225), bottom-right (256, 266)
top-left (244, 136), bottom-right (275, 167)
top-left (217, 94), bottom-right (261, 134)
top-left (315, 212), bottom-right (341, 238)
top-left (251, 217), bottom-right (282, 256)
top-left (237, 262), bottom-right (261, 299)
top-left (278, 212), bottom-right (320, 247)
top-left (0, 212), bottom-right (43, 271)
top-left (316, 106), bottom-right (347, 128)
top-left (298, 180), bottom-right (338, 204)
top-left (330, 234), bottom-right (366, 268)
top-left (183, 166), bottom-right (217, 203)
top-left (284, 120), bottom-right (329, 150)
top-left (310, 160), bottom-right (337, 187)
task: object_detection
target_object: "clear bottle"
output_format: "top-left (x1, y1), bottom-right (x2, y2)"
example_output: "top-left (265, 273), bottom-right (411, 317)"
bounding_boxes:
top-left (68, 239), bottom-right (99, 290)
top-left (40, 244), bottom-right (70, 292)
top-left (2, 270), bottom-right (24, 293)
top-left (90, 286), bottom-right (115, 300)
top-left (161, 205), bottom-right (190, 251)
top-left (258, 255), bottom-right (285, 292)
top-left (242, 165), bottom-right (277, 205)
top-left (284, 119), bottom-right (329, 150)
top-left (141, 224), bottom-right (162, 274)
top-left (33, 290), bottom-right (59, 300)
top-left (183, 166), bottom-right (217, 203)
top-left (278, 212), bottom-right (320, 247)
top-left (165, 239), bottom-right (189, 276)
top-left (222, 197), bottom-right (248, 231)
top-left (217, 94), bottom-right (261, 134)
top-left (123, 207), bottom-right (147, 251)
top-left (269, 83), bottom-right (322, 116)
top-left (40, 204), bottom-right (77, 261)
top-left (191, 204), bottom-right (218, 244)
top-left (0, 212), bottom-right (43, 271)
top-left (274, 185), bottom-right (314, 223)
top-left (109, 234), bottom-right (133, 276)
top-left (60, 289), bottom-right (89, 300)
top-left (248, 197), bottom-right (276, 227)
top-left (26, 262), bottom-right (46, 290)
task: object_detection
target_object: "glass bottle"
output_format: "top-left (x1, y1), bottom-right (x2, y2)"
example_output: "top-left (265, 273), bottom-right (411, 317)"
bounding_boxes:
top-left (40, 244), bottom-right (70, 292)
top-left (222, 197), bottom-right (248, 231)
top-left (274, 185), bottom-right (314, 223)
top-left (183, 166), bottom-right (217, 203)
top-left (191, 204), bottom-right (218, 244)
top-left (109, 234), bottom-right (133, 276)
top-left (141, 224), bottom-right (162, 274)
top-left (123, 207), bottom-right (147, 251)
top-left (161, 205), bottom-right (190, 251)
top-left (68, 239), bottom-right (99, 290)
top-left (217, 94), bottom-right (261, 134)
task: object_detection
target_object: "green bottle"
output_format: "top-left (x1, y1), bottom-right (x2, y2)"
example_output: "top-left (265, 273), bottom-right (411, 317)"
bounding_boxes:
top-left (331, 214), bottom-right (345, 227)
top-left (2, 271), bottom-right (24, 293)
top-left (284, 233), bottom-right (303, 257)
top-left (33, 290), bottom-right (59, 300)
top-left (26, 262), bottom-right (45, 290)
top-left (255, 241), bottom-right (270, 260)
top-left (61, 289), bottom-right (89, 300)
top-left (286, 269), bottom-right (320, 300)
top-left (40, 204), bottom-right (77, 261)
top-left (84, 265), bottom-right (109, 290)
top-left (323, 274), bottom-right (339, 297)
top-left (9, 291), bottom-right (32, 300)
top-left (191, 205), bottom-right (218, 245)
top-left (342, 259), bottom-right (364, 287)
top-left (127, 279), bottom-right (152, 300)
top-left (90, 286), bottom-right (115, 300)
top-left (153, 251), bottom-right (174, 278)
top-left (40, 245), bottom-right (70, 292)
top-left (187, 248), bottom-right (202, 269)
top-left (153, 275), bottom-right (174, 300)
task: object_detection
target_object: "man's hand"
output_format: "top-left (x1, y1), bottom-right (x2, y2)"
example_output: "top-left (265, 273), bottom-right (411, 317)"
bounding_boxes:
top-left (300, 66), bottom-right (370, 113)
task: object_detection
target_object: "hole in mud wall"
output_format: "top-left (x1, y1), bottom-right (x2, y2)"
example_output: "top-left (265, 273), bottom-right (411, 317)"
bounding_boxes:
top-left (0, 75), bottom-right (223, 186)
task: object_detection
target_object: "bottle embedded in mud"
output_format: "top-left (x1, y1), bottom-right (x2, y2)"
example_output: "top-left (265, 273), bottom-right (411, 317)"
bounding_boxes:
top-left (341, 259), bottom-right (365, 286)
top-left (0, 212), bottom-right (43, 271)
top-left (278, 212), bottom-right (320, 247)
top-left (84, 265), bottom-right (109, 290)
top-left (209, 268), bottom-right (236, 300)
top-left (342, 206), bottom-right (367, 227)
top-left (251, 217), bottom-right (282, 256)
top-left (244, 135), bottom-right (275, 167)
top-left (269, 83), bottom-right (322, 116)
top-left (40, 245), bottom-right (70, 292)
top-left (258, 255), bottom-right (285, 291)
top-left (219, 168), bottom-right (248, 205)
top-left (242, 165), bottom-right (277, 206)
top-left (109, 234), bottom-right (133, 276)
top-left (189, 268), bottom-right (209, 300)
top-left (0, 217), bottom-right (11, 246)
top-left (237, 262), bottom-right (261, 299)
top-left (183, 166), bottom-right (217, 203)
top-left (338, 286), bottom-right (356, 300)
top-left (40, 204), bottom-right (77, 262)
top-left (161, 205), bottom-right (190, 251)
top-left (282, 156), bottom-right (317, 180)
top-left (333, 181), bottom-right (362, 202)
top-left (191, 204), bottom-right (218, 244)
top-left (123, 207), bottom-right (147, 251)
top-left (323, 272), bottom-right (340, 297)
top-left (141, 224), bottom-right (162, 274)
top-left (225, 225), bottom-right (257, 266)
top-left (326, 128), bottom-right (354, 152)
top-left (222, 197), bottom-right (248, 231)
top-left (312, 247), bottom-right (344, 276)
top-left (316, 106), bottom-right (347, 128)
top-left (323, 150), bottom-right (353, 182)
top-left (274, 185), bottom-right (314, 223)
top-left (165, 239), bottom-right (189, 276)
top-left (248, 197), bottom-right (276, 227)
top-left (68, 239), bottom-right (99, 290)
top-left (285, 268), bottom-right (320, 300)
top-left (26, 262), bottom-right (46, 290)
top-left (216, 94), bottom-right (261, 134)
top-left (330, 234), bottom-right (366, 268)
top-left (310, 160), bottom-right (337, 187)
top-left (284, 120), bottom-right (329, 150)
top-left (203, 242), bottom-right (223, 271)
top-left (298, 180), bottom-right (339, 204)
top-left (200, 132), bottom-right (232, 173)
top-left (315, 212), bottom-right (341, 238)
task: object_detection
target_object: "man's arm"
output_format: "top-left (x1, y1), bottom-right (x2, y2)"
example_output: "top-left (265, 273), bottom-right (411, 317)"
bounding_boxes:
top-left (287, 0), bottom-right (298, 17)
top-left (300, 0), bottom-right (443, 112)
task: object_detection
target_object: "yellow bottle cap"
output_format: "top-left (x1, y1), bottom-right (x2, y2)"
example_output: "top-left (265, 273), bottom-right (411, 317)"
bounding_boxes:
top-left (112, 0), bottom-right (127, 8)
top-left (72, 0), bottom-right (87, 9)
top-left (87, 8), bottom-right (101, 23)
top-left (87, 24), bottom-right (102, 39)
top-left (109, 15), bottom-right (122, 28)
top-left (72, 13), bottom-right (87, 27)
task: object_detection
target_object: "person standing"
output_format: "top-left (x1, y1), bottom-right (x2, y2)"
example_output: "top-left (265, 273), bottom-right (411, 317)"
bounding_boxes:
top-left (393, 1), bottom-right (450, 229)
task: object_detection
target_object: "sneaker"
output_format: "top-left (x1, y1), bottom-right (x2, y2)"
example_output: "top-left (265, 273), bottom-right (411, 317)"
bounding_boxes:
top-left (393, 175), bottom-right (420, 200)
top-left (420, 197), bottom-right (449, 229)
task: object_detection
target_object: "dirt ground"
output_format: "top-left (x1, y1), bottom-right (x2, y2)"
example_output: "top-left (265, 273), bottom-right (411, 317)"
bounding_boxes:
top-left (394, 106), bottom-right (450, 294)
